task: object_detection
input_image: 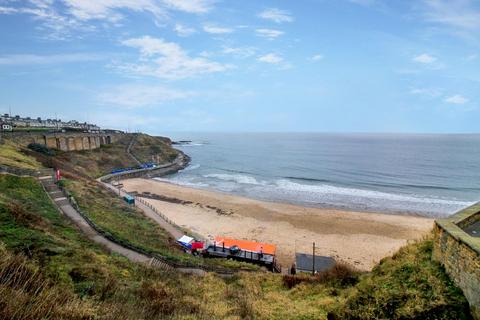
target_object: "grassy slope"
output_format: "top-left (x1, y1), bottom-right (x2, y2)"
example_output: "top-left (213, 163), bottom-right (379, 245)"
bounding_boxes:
top-left (51, 135), bottom-right (138, 178)
top-left (50, 133), bottom-right (180, 179)
top-left (0, 135), bottom-right (472, 319)
top-left (64, 177), bottom-right (178, 259)
top-left (330, 239), bottom-right (471, 319)
top-left (62, 176), bottom-right (259, 270)
top-left (0, 140), bottom-right (42, 169)
top-left (131, 133), bottom-right (179, 164)
top-left (0, 174), bottom-right (334, 319)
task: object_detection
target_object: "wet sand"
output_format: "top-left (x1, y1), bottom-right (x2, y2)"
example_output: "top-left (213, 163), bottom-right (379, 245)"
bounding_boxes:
top-left (122, 178), bottom-right (434, 271)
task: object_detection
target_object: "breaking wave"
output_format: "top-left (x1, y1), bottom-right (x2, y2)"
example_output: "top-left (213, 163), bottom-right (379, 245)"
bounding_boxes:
top-left (274, 179), bottom-right (473, 207)
top-left (204, 173), bottom-right (265, 185)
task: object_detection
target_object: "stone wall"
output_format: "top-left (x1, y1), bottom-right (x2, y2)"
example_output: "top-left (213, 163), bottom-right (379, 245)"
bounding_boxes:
top-left (433, 203), bottom-right (480, 319)
top-left (12, 132), bottom-right (121, 152)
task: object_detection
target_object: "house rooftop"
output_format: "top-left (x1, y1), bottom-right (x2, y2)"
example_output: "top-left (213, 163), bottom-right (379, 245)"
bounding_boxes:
top-left (295, 253), bottom-right (335, 272)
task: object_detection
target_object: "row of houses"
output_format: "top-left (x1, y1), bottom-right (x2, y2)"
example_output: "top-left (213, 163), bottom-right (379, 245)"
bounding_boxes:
top-left (0, 114), bottom-right (101, 132)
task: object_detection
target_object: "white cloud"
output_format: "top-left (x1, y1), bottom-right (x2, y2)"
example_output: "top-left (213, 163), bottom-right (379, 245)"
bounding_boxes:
top-left (62, 0), bottom-right (166, 22)
top-left (63, 0), bottom-right (214, 20)
top-left (467, 54), bottom-right (478, 61)
top-left (0, 0), bottom-right (216, 40)
top-left (162, 0), bottom-right (215, 14)
top-left (174, 23), bottom-right (196, 37)
top-left (97, 84), bottom-right (193, 108)
top-left (4, 2), bottom-right (90, 40)
top-left (203, 24), bottom-right (234, 34)
top-left (349, 0), bottom-right (377, 6)
top-left (445, 94), bottom-right (469, 105)
top-left (257, 8), bottom-right (293, 23)
top-left (423, 0), bottom-right (480, 30)
top-left (310, 54), bottom-right (324, 61)
top-left (118, 35), bottom-right (231, 80)
top-left (255, 28), bottom-right (284, 39)
top-left (413, 53), bottom-right (437, 64)
top-left (409, 87), bottom-right (442, 98)
top-left (0, 53), bottom-right (102, 65)
top-left (0, 6), bottom-right (18, 14)
top-left (258, 53), bottom-right (283, 64)
top-left (222, 46), bottom-right (256, 58)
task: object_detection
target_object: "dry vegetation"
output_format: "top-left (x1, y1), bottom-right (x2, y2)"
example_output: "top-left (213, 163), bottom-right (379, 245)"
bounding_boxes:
top-left (0, 139), bottom-right (42, 170)
top-left (131, 133), bottom-right (179, 164)
top-left (26, 133), bottom-right (179, 179)
top-left (0, 135), bottom-right (473, 319)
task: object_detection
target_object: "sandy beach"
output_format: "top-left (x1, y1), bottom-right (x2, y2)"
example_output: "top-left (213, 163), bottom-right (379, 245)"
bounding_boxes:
top-left (122, 178), bottom-right (434, 271)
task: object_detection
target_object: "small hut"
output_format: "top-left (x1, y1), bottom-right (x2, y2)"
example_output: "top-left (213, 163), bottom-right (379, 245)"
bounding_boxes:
top-left (204, 236), bottom-right (280, 272)
top-left (295, 253), bottom-right (335, 273)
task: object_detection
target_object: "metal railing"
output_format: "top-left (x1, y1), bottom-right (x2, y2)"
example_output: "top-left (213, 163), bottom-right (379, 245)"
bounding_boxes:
top-left (0, 165), bottom-right (53, 178)
top-left (134, 196), bottom-right (182, 231)
top-left (54, 180), bottom-right (237, 274)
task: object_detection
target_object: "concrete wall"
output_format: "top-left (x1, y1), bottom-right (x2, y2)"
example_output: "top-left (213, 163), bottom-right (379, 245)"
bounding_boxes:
top-left (433, 203), bottom-right (480, 319)
top-left (30, 133), bottom-right (120, 152)
top-left (5, 132), bottom-right (121, 152)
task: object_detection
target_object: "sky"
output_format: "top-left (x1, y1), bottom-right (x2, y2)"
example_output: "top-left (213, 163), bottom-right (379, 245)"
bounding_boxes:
top-left (0, 0), bottom-right (479, 134)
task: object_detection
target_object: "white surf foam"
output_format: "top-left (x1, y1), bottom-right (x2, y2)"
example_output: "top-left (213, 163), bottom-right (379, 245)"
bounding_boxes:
top-left (204, 173), bottom-right (265, 185)
top-left (179, 164), bottom-right (200, 172)
top-left (274, 179), bottom-right (473, 206)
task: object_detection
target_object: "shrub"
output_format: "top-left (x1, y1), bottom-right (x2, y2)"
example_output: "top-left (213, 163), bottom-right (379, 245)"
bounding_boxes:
top-left (329, 240), bottom-right (472, 320)
top-left (283, 262), bottom-right (360, 289)
top-left (27, 143), bottom-right (56, 156)
top-left (0, 243), bottom-right (96, 320)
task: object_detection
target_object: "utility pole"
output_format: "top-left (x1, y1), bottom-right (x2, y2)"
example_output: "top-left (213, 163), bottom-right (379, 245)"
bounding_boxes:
top-left (312, 242), bottom-right (316, 275)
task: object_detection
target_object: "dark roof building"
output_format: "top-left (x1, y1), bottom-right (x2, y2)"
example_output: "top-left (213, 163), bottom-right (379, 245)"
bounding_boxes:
top-left (295, 253), bottom-right (335, 273)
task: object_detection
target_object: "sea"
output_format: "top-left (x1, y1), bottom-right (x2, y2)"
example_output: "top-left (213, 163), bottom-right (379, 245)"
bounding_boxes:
top-left (159, 133), bottom-right (480, 218)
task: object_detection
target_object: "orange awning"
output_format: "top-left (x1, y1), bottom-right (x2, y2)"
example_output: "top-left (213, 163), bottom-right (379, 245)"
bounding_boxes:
top-left (214, 236), bottom-right (276, 256)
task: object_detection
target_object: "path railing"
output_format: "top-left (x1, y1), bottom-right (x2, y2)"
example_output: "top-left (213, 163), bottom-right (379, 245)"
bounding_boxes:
top-left (55, 180), bottom-right (237, 274)
top-left (134, 196), bottom-right (182, 231)
top-left (0, 165), bottom-right (53, 178)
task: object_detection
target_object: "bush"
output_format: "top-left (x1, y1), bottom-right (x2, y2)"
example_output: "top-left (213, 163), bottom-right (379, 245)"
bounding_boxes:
top-left (0, 243), bottom-right (96, 320)
top-left (27, 143), bottom-right (56, 156)
top-left (283, 262), bottom-right (360, 289)
top-left (329, 240), bottom-right (472, 320)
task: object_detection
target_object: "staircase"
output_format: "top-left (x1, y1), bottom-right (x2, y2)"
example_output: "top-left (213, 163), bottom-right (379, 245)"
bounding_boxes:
top-left (38, 174), bottom-right (70, 207)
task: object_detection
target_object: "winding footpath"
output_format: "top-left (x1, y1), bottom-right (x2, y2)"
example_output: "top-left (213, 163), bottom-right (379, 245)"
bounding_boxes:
top-left (40, 173), bottom-right (209, 275)
top-left (39, 175), bottom-right (151, 264)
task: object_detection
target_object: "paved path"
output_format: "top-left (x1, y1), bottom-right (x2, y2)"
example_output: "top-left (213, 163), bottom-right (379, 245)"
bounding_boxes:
top-left (39, 176), bottom-right (151, 264)
top-left (40, 175), bottom-right (207, 276)
top-left (126, 134), bottom-right (142, 166)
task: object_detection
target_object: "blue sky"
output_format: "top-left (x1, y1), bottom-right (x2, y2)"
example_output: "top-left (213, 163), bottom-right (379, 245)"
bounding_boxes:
top-left (0, 0), bottom-right (479, 134)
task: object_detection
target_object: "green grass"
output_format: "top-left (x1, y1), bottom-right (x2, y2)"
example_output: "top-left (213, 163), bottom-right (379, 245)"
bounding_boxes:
top-left (0, 174), bottom-right (332, 319)
top-left (0, 136), bottom-right (473, 319)
top-left (49, 133), bottom-right (179, 178)
top-left (12, 127), bottom-right (51, 132)
top-left (63, 178), bottom-right (175, 257)
top-left (62, 177), bottom-right (259, 270)
top-left (0, 140), bottom-right (42, 169)
top-left (0, 175), bottom-right (137, 285)
top-left (52, 135), bottom-right (139, 178)
top-left (0, 174), bottom-right (472, 320)
top-left (131, 133), bottom-right (179, 164)
top-left (329, 238), bottom-right (471, 319)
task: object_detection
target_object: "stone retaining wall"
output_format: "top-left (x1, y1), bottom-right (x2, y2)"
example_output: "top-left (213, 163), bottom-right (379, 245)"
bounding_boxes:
top-left (100, 153), bottom-right (190, 183)
top-left (433, 203), bottom-right (480, 319)
top-left (10, 132), bottom-right (121, 152)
